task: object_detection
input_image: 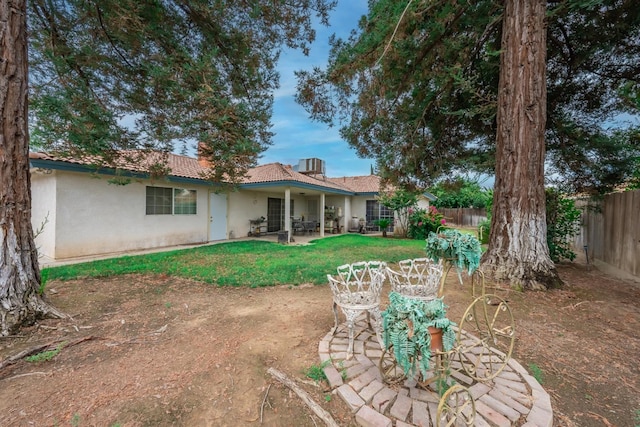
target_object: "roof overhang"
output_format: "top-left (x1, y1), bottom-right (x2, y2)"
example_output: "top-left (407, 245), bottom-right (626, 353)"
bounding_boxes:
top-left (239, 181), bottom-right (354, 196)
top-left (29, 158), bottom-right (219, 188)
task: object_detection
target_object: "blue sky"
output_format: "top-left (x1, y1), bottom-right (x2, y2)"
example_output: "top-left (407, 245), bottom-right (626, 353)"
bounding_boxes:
top-left (258, 1), bottom-right (373, 177)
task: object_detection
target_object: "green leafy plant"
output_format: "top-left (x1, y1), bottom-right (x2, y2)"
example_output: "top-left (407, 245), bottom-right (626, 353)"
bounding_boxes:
top-left (338, 361), bottom-right (347, 380)
top-left (435, 372), bottom-right (456, 397)
top-left (528, 363), bottom-right (544, 384)
top-left (477, 218), bottom-right (491, 245)
top-left (430, 178), bottom-right (493, 209)
top-left (374, 218), bottom-right (392, 237)
top-left (26, 342), bottom-right (66, 363)
top-left (304, 360), bottom-right (330, 383)
top-left (381, 292), bottom-right (456, 380)
top-left (425, 229), bottom-right (482, 274)
top-left (545, 188), bottom-right (582, 262)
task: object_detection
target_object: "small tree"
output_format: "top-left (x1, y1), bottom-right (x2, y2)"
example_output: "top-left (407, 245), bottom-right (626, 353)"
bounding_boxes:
top-left (377, 189), bottom-right (419, 238)
top-left (374, 218), bottom-right (391, 237)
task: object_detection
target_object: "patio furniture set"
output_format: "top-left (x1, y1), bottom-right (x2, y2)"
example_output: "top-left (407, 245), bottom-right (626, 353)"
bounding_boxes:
top-left (292, 219), bottom-right (319, 235)
top-left (327, 253), bottom-right (515, 425)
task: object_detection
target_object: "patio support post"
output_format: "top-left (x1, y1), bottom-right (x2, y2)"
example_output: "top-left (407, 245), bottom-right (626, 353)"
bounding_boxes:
top-left (343, 196), bottom-right (351, 233)
top-left (320, 193), bottom-right (326, 237)
top-left (285, 187), bottom-right (291, 243)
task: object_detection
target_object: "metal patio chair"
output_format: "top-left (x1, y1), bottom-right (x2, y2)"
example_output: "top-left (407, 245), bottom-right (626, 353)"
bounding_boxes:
top-left (327, 260), bottom-right (387, 359)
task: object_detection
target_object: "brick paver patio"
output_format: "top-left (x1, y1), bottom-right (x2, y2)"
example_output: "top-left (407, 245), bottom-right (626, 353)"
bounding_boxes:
top-left (319, 316), bottom-right (553, 427)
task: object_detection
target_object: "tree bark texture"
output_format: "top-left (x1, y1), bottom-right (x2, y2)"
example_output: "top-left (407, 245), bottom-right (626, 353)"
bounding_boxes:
top-left (1, 0), bottom-right (63, 335)
top-left (482, 0), bottom-right (562, 290)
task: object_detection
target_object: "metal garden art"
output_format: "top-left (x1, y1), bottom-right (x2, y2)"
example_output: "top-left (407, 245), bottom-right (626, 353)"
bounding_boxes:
top-left (378, 229), bottom-right (516, 426)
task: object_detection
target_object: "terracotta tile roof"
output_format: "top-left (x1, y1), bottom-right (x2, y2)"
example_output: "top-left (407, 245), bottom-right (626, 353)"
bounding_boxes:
top-left (242, 163), bottom-right (351, 192)
top-left (29, 151), bottom-right (206, 180)
top-left (327, 175), bottom-right (382, 193)
top-left (29, 151), bottom-right (364, 194)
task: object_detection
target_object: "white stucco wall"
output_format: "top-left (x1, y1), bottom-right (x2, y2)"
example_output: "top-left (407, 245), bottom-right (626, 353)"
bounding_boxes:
top-left (35, 171), bottom-right (210, 259)
top-left (227, 190), bottom-right (264, 238)
top-left (350, 196), bottom-right (370, 221)
top-left (416, 196), bottom-right (431, 211)
top-left (30, 170), bottom-right (58, 260)
top-left (227, 190), bottom-right (317, 238)
top-left (30, 168), bottom-right (387, 259)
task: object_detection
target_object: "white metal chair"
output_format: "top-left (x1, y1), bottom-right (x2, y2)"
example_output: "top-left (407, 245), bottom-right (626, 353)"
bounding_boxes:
top-left (328, 261), bottom-right (387, 359)
top-left (387, 258), bottom-right (445, 301)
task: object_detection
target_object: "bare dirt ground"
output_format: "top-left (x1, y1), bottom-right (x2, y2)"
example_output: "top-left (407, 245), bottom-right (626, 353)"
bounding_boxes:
top-left (0, 262), bottom-right (639, 427)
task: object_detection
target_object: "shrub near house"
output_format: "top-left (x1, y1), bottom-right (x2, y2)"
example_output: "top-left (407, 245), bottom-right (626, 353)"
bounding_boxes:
top-left (407, 206), bottom-right (446, 240)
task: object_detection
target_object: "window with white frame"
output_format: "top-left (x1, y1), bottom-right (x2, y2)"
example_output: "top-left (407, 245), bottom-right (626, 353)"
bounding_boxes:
top-left (146, 186), bottom-right (197, 215)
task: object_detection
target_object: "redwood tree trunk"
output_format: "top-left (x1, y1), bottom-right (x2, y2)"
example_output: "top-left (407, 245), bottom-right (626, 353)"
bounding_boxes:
top-left (482, 0), bottom-right (562, 290)
top-left (1, 0), bottom-right (63, 335)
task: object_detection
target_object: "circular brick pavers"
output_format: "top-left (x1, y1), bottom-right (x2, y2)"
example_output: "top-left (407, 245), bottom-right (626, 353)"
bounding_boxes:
top-left (318, 316), bottom-right (553, 427)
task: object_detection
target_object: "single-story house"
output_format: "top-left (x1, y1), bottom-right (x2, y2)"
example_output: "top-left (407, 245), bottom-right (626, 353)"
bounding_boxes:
top-left (29, 152), bottom-right (434, 261)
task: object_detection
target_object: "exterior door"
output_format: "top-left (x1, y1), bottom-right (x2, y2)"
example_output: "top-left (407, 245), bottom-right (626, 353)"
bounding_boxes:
top-left (209, 192), bottom-right (227, 241)
top-left (267, 197), bottom-right (294, 232)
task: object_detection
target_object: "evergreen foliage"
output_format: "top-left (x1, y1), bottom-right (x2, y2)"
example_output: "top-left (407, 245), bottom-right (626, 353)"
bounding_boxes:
top-left (430, 178), bottom-right (492, 209)
top-left (381, 292), bottom-right (456, 379)
top-left (27, 0), bottom-right (337, 183)
top-left (2, 0), bottom-right (337, 335)
top-left (296, 0), bottom-right (640, 195)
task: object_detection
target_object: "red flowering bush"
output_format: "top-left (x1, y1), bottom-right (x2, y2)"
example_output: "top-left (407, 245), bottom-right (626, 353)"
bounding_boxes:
top-left (407, 206), bottom-right (446, 240)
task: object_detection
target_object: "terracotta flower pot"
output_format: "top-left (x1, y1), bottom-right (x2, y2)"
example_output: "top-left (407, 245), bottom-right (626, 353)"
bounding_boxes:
top-left (428, 326), bottom-right (443, 352)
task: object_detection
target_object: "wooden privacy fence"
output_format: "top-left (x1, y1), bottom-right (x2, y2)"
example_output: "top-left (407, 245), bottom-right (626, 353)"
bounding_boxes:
top-left (572, 190), bottom-right (640, 279)
top-left (440, 208), bottom-right (488, 227)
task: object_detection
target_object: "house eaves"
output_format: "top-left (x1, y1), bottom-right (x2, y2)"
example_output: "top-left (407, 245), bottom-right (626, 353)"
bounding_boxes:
top-left (29, 152), bottom-right (381, 196)
top-left (240, 180), bottom-right (353, 196)
top-left (423, 191), bottom-right (437, 201)
top-left (29, 157), bottom-right (221, 188)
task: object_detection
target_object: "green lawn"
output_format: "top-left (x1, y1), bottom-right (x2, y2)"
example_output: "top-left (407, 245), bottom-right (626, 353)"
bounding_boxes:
top-left (44, 234), bottom-right (428, 287)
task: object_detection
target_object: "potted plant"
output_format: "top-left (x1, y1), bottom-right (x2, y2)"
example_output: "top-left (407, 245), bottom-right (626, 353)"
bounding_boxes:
top-left (374, 218), bottom-right (391, 237)
top-left (425, 228), bottom-right (482, 274)
top-left (381, 292), bottom-right (456, 380)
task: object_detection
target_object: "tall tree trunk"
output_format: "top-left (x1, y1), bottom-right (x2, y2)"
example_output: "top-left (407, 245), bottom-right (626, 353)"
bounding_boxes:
top-left (482, 0), bottom-right (562, 290)
top-left (1, 0), bottom-right (64, 336)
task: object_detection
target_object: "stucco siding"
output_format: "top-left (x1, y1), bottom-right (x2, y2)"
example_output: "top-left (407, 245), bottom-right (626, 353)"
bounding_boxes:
top-left (227, 191), bottom-right (264, 238)
top-left (227, 190), bottom-right (323, 238)
top-left (350, 196), bottom-right (370, 220)
top-left (417, 197), bottom-right (431, 210)
top-left (31, 171), bottom-right (58, 259)
top-left (49, 172), bottom-right (209, 259)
